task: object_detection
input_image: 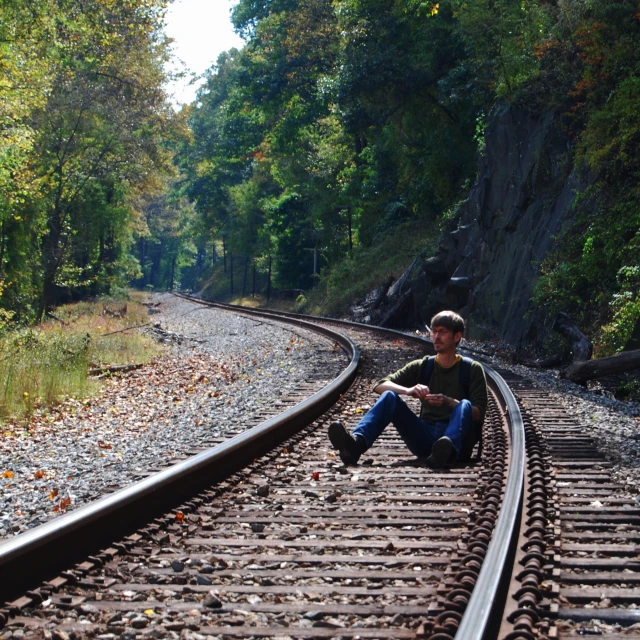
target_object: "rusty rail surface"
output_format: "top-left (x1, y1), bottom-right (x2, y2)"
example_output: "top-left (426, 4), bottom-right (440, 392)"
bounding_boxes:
top-left (497, 374), bottom-right (640, 639)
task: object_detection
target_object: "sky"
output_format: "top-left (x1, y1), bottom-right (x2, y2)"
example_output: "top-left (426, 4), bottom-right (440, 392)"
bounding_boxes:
top-left (164, 0), bottom-right (244, 107)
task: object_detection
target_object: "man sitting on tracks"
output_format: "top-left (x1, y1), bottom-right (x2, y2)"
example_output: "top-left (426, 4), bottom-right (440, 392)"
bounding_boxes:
top-left (328, 310), bottom-right (488, 468)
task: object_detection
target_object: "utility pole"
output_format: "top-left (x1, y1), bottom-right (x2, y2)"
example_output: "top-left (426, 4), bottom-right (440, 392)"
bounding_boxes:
top-left (304, 246), bottom-right (318, 287)
top-left (242, 256), bottom-right (248, 298)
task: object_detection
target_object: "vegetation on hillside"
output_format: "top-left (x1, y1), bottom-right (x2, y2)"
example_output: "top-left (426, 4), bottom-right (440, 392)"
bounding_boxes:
top-left (1, 0), bottom-right (639, 356)
top-left (529, 3), bottom-right (640, 354)
top-left (176, 0), bottom-right (640, 354)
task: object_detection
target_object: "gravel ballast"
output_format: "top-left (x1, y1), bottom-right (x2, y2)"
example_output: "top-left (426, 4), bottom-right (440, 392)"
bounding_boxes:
top-left (1, 298), bottom-right (639, 541)
top-left (480, 351), bottom-right (640, 493)
top-left (0, 294), bottom-right (347, 539)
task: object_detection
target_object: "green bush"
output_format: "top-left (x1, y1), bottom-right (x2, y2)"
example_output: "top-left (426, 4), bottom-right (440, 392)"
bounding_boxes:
top-left (0, 329), bottom-right (91, 421)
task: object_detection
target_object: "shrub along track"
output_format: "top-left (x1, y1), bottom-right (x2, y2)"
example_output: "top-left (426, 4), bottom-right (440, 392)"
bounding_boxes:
top-left (0, 299), bottom-right (525, 639)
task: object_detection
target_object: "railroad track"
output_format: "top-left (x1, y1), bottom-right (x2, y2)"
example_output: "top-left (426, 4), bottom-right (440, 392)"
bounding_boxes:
top-left (0, 297), bottom-right (637, 639)
top-left (499, 374), bottom-right (640, 639)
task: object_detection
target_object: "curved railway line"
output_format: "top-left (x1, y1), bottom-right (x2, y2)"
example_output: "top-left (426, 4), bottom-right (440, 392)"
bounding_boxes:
top-left (0, 296), bottom-right (638, 639)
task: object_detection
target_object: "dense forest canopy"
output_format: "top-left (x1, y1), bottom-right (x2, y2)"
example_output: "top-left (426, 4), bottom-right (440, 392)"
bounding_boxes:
top-left (0, 0), bottom-right (188, 323)
top-left (1, 0), bottom-right (639, 354)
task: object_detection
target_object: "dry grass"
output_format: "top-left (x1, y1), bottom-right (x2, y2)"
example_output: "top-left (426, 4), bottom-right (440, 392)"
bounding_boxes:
top-left (0, 296), bottom-right (162, 423)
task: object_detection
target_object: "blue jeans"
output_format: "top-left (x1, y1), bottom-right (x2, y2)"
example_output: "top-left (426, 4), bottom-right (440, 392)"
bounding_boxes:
top-left (352, 391), bottom-right (474, 458)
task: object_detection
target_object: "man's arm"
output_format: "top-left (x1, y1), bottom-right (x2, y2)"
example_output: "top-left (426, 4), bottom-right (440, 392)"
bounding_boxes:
top-left (374, 379), bottom-right (431, 400)
top-left (372, 358), bottom-right (426, 398)
top-left (375, 381), bottom-right (475, 415)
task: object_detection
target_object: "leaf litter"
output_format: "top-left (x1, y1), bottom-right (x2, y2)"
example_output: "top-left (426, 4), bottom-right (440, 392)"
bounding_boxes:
top-left (0, 293), bottom-right (346, 538)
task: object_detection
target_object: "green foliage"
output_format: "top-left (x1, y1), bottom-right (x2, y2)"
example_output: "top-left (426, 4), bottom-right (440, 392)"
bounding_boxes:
top-left (600, 267), bottom-right (640, 354)
top-left (0, 0), bottom-right (179, 322)
top-left (613, 373), bottom-right (640, 402)
top-left (533, 4), bottom-right (640, 354)
top-left (130, 179), bottom-right (195, 292)
top-left (293, 293), bottom-right (307, 312)
top-left (0, 281), bottom-right (15, 335)
top-left (183, 0), bottom-right (530, 296)
top-left (0, 327), bottom-right (91, 422)
top-left (450, 0), bottom-right (549, 97)
top-left (178, 0), bottom-right (639, 352)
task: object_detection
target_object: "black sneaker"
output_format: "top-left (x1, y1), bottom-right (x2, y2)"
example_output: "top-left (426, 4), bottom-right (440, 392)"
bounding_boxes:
top-left (328, 421), bottom-right (366, 465)
top-left (426, 436), bottom-right (454, 469)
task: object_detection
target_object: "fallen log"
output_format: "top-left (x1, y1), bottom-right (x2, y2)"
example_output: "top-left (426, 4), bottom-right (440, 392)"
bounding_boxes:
top-left (89, 363), bottom-right (144, 377)
top-left (45, 311), bottom-right (69, 326)
top-left (553, 312), bottom-right (593, 362)
top-left (100, 321), bottom-right (152, 337)
top-left (520, 354), bottom-right (568, 369)
top-left (562, 348), bottom-right (640, 383)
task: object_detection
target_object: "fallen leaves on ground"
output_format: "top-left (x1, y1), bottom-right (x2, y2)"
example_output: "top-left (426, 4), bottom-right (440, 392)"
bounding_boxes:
top-left (52, 496), bottom-right (71, 512)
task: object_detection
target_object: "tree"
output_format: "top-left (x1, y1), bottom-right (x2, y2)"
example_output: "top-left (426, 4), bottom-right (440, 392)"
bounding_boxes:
top-left (12, 0), bottom-right (176, 320)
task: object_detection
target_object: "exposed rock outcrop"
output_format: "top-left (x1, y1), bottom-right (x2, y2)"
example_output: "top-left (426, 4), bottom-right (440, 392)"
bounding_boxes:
top-left (410, 104), bottom-right (587, 348)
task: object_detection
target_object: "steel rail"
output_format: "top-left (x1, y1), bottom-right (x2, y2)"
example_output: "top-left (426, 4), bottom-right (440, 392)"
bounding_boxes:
top-left (177, 294), bottom-right (526, 640)
top-left (0, 315), bottom-right (359, 605)
top-left (456, 362), bottom-right (524, 640)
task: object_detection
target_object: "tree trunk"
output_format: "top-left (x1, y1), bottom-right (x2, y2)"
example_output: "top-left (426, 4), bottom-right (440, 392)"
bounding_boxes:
top-left (169, 255), bottom-right (176, 291)
top-left (37, 269), bottom-right (57, 324)
top-left (252, 261), bottom-right (256, 298)
top-left (37, 213), bottom-right (64, 323)
top-left (563, 348), bottom-right (640, 383)
top-left (266, 255), bottom-right (272, 302)
top-left (372, 275), bottom-right (394, 310)
top-left (242, 256), bottom-right (248, 298)
top-left (553, 312), bottom-right (593, 362)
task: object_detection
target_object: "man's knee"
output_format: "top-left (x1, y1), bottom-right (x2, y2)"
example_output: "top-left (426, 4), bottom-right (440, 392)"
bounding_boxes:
top-left (378, 390), bottom-right (399, 407)
top-left (453, 398), bottom-right (473, 421)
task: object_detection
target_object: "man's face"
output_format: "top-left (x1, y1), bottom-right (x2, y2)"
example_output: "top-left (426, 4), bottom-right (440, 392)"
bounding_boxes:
top-left (431, 326), bottom-right (461, 353)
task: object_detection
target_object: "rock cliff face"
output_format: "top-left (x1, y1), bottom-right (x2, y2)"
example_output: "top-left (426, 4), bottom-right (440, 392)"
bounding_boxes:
top-left (410, 104), bottom-right (586, 349)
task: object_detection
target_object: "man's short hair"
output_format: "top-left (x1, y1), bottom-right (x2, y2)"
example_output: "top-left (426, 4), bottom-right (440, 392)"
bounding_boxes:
top-left (431, 310), bottom-right (465, 335)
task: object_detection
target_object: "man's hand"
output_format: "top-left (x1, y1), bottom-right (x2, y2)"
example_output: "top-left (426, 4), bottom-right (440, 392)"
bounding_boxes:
top-left (406, 384), bottom-right (431, 400)
top-left (424, 394), bottom-right (458, 409)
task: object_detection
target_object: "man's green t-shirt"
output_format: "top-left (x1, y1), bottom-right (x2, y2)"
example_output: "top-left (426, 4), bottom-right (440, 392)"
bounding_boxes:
top-left (375, 355), bottom-right (488, 424)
